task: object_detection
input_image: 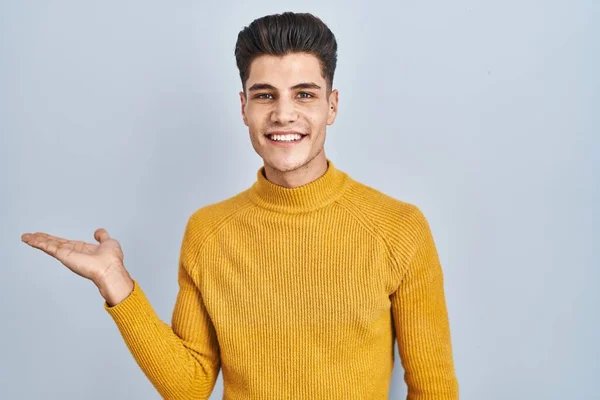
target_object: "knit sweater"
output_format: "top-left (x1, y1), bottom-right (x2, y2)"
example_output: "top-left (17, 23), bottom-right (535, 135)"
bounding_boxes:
top-left (104, 158), bottom-right (459, 399)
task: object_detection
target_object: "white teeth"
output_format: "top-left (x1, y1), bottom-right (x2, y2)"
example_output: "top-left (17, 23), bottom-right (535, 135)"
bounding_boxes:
top-left (268, 134), bottom-right (303, 141)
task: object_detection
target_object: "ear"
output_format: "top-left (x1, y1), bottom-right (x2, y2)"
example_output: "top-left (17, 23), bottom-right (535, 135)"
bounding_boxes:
top-left (239, 90), bottom-right (249, 127)
top-left (326, 88), bottom-right (339, 125)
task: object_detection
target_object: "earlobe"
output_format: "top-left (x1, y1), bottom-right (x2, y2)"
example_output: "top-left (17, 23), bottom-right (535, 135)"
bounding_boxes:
top-left (328, 89), bottom-right (338, 113)
top-left (327, 89), bottom-right (339, 125)
top-left (239, 91), bottom-right (248, 126)
top-left (327, 104), bottom-right (337, 125)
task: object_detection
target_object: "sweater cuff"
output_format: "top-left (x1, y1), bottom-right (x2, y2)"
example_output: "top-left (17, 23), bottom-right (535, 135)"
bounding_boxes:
top-left (103, 279), bottom-right (152, 325)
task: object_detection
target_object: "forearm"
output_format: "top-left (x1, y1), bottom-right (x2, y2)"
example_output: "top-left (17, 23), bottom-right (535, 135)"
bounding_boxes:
top-left (392, 283), bottom-right (459, 399)
top-left (103, 278), bottom-right (220, 399)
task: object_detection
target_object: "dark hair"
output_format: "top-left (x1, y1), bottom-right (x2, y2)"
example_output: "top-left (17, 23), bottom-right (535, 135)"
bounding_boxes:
top-left (234, 12), bottom-right (338, 94)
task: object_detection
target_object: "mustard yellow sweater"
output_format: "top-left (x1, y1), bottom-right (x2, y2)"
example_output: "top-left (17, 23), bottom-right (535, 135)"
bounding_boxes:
top-left (104, 159), bottom-right (459, 399)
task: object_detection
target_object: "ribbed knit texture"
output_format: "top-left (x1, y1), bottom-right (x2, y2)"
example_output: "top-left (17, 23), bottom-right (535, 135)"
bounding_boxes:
top-left (104, 159), bottom-right (459, 399)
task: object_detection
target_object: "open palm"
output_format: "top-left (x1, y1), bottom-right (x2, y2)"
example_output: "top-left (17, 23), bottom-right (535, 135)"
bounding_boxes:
top-left (21, 228), bottom-right (124, 284)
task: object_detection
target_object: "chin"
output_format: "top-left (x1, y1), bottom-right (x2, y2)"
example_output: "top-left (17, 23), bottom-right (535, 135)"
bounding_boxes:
top-left (264, 154), bottom-right (310, 172)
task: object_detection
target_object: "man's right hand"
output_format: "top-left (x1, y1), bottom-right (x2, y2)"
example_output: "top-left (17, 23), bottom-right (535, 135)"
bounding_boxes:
top-left (21, 228), bottom-right (134, 306)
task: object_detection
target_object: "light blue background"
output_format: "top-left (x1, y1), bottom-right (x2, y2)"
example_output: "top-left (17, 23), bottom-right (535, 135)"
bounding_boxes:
top-left (1, 1), bottom-right (598, 399)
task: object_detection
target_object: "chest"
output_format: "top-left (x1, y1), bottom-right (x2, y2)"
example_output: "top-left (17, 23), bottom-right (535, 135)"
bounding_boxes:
top-left (196, 214), bottom-right (396, 342)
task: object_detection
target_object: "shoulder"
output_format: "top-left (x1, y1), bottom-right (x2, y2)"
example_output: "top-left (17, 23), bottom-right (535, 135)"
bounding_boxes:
top-left (180, 188), bottom-right (254, 258)
top-left (340, 177), bottom-right (429, 234)
top-left (339, 177), bottom-right (433, 269)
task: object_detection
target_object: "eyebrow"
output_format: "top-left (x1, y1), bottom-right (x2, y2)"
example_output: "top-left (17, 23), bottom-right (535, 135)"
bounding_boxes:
top-left (247, 82), bottom-right (322, 92)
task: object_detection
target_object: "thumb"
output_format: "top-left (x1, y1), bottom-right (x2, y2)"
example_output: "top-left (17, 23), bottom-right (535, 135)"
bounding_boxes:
top-left (94, 228), bottom-right (111, 243)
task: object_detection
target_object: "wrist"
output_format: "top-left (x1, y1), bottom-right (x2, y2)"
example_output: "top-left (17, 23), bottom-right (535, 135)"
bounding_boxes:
top-left (96, 266), bottom-right (134, 307)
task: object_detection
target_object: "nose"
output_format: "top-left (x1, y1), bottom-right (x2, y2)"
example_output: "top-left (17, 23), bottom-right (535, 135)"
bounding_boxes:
top-left (270, 96), bottom-right (298, 124)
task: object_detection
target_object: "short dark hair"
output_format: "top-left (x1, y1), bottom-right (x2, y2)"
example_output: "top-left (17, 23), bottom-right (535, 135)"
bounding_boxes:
top-left (234, 12), bottom-right (338, 94)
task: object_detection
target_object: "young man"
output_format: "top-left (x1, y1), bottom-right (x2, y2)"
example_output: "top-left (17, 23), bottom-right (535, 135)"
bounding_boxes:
top-left (21, 12), bottom-right (459, 399)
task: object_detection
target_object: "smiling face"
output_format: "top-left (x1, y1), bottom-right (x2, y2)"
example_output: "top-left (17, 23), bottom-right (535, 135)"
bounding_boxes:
top-left (239, 52), bottom-right (339, 178)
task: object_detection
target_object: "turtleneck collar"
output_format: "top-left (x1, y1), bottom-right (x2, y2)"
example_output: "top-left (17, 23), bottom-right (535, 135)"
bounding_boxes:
top-left (248, 158), bottom-right (351, 214)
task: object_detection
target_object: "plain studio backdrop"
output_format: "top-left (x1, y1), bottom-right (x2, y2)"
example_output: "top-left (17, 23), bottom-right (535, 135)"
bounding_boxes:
top-left (1, 1), bottom-right (597, 399)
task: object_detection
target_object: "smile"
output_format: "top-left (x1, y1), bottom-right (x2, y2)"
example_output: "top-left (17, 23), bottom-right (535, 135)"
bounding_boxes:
top-left (265, 133), bottom-right (307, 145)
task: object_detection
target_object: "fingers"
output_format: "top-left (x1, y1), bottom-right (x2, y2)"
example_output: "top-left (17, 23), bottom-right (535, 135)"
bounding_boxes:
top-left (21, 232), bottom-right (94, 262)
top-left (94, 228), bottom-right (111, 243)
top-left (22, 232), bottom-right (69, 245)
top-left (21, 233), bottom-right (68, 258)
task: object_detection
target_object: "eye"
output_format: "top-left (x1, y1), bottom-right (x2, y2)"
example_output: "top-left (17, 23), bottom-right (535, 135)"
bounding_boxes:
top-left (255, 93), bottom-right (273, 100)
top-left (298, 92), bottom-right (313, 99)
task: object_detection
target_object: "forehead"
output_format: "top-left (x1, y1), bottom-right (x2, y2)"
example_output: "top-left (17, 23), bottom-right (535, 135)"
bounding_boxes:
top-left (246, 52), bottom-right (325, 88)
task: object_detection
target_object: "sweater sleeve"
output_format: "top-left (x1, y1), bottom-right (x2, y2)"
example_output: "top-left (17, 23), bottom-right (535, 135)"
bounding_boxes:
top-left (103, 229), bottom-right (221, 399)
top-left (390, 207), bottom-right (459, 399)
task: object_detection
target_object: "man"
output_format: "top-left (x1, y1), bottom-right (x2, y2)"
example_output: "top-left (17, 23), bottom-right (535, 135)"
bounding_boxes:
top-left (21, 11), bottom-right (459, 399)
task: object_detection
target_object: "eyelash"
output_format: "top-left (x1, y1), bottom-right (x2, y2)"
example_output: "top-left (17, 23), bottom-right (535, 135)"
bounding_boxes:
top-left (255, 92), bottom-right (313, 100)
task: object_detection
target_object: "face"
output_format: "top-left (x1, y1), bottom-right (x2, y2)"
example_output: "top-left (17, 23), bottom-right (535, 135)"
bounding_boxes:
top-left (239, 52), bottom-right (339, 174)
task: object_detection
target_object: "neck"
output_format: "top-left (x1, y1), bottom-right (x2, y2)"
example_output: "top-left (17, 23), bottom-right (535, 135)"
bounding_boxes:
top-left (263, 152), bottom-right (328, 188)
top-left (249, 156), bottom-right (350, 214)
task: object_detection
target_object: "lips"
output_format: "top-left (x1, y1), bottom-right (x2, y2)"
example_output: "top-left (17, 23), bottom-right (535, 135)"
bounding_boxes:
top-left (265, 131), bottom-right (307, 138)
top-left (265, 133), bottom-right (307, 145)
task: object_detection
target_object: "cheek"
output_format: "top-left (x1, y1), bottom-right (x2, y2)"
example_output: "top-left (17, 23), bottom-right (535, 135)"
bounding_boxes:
top-left (307, 108), bottom-right (329, 129)
top-left (245, 106), bottom-right (267, 127)
top-left (243, 114), bottom-right (260, 133)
